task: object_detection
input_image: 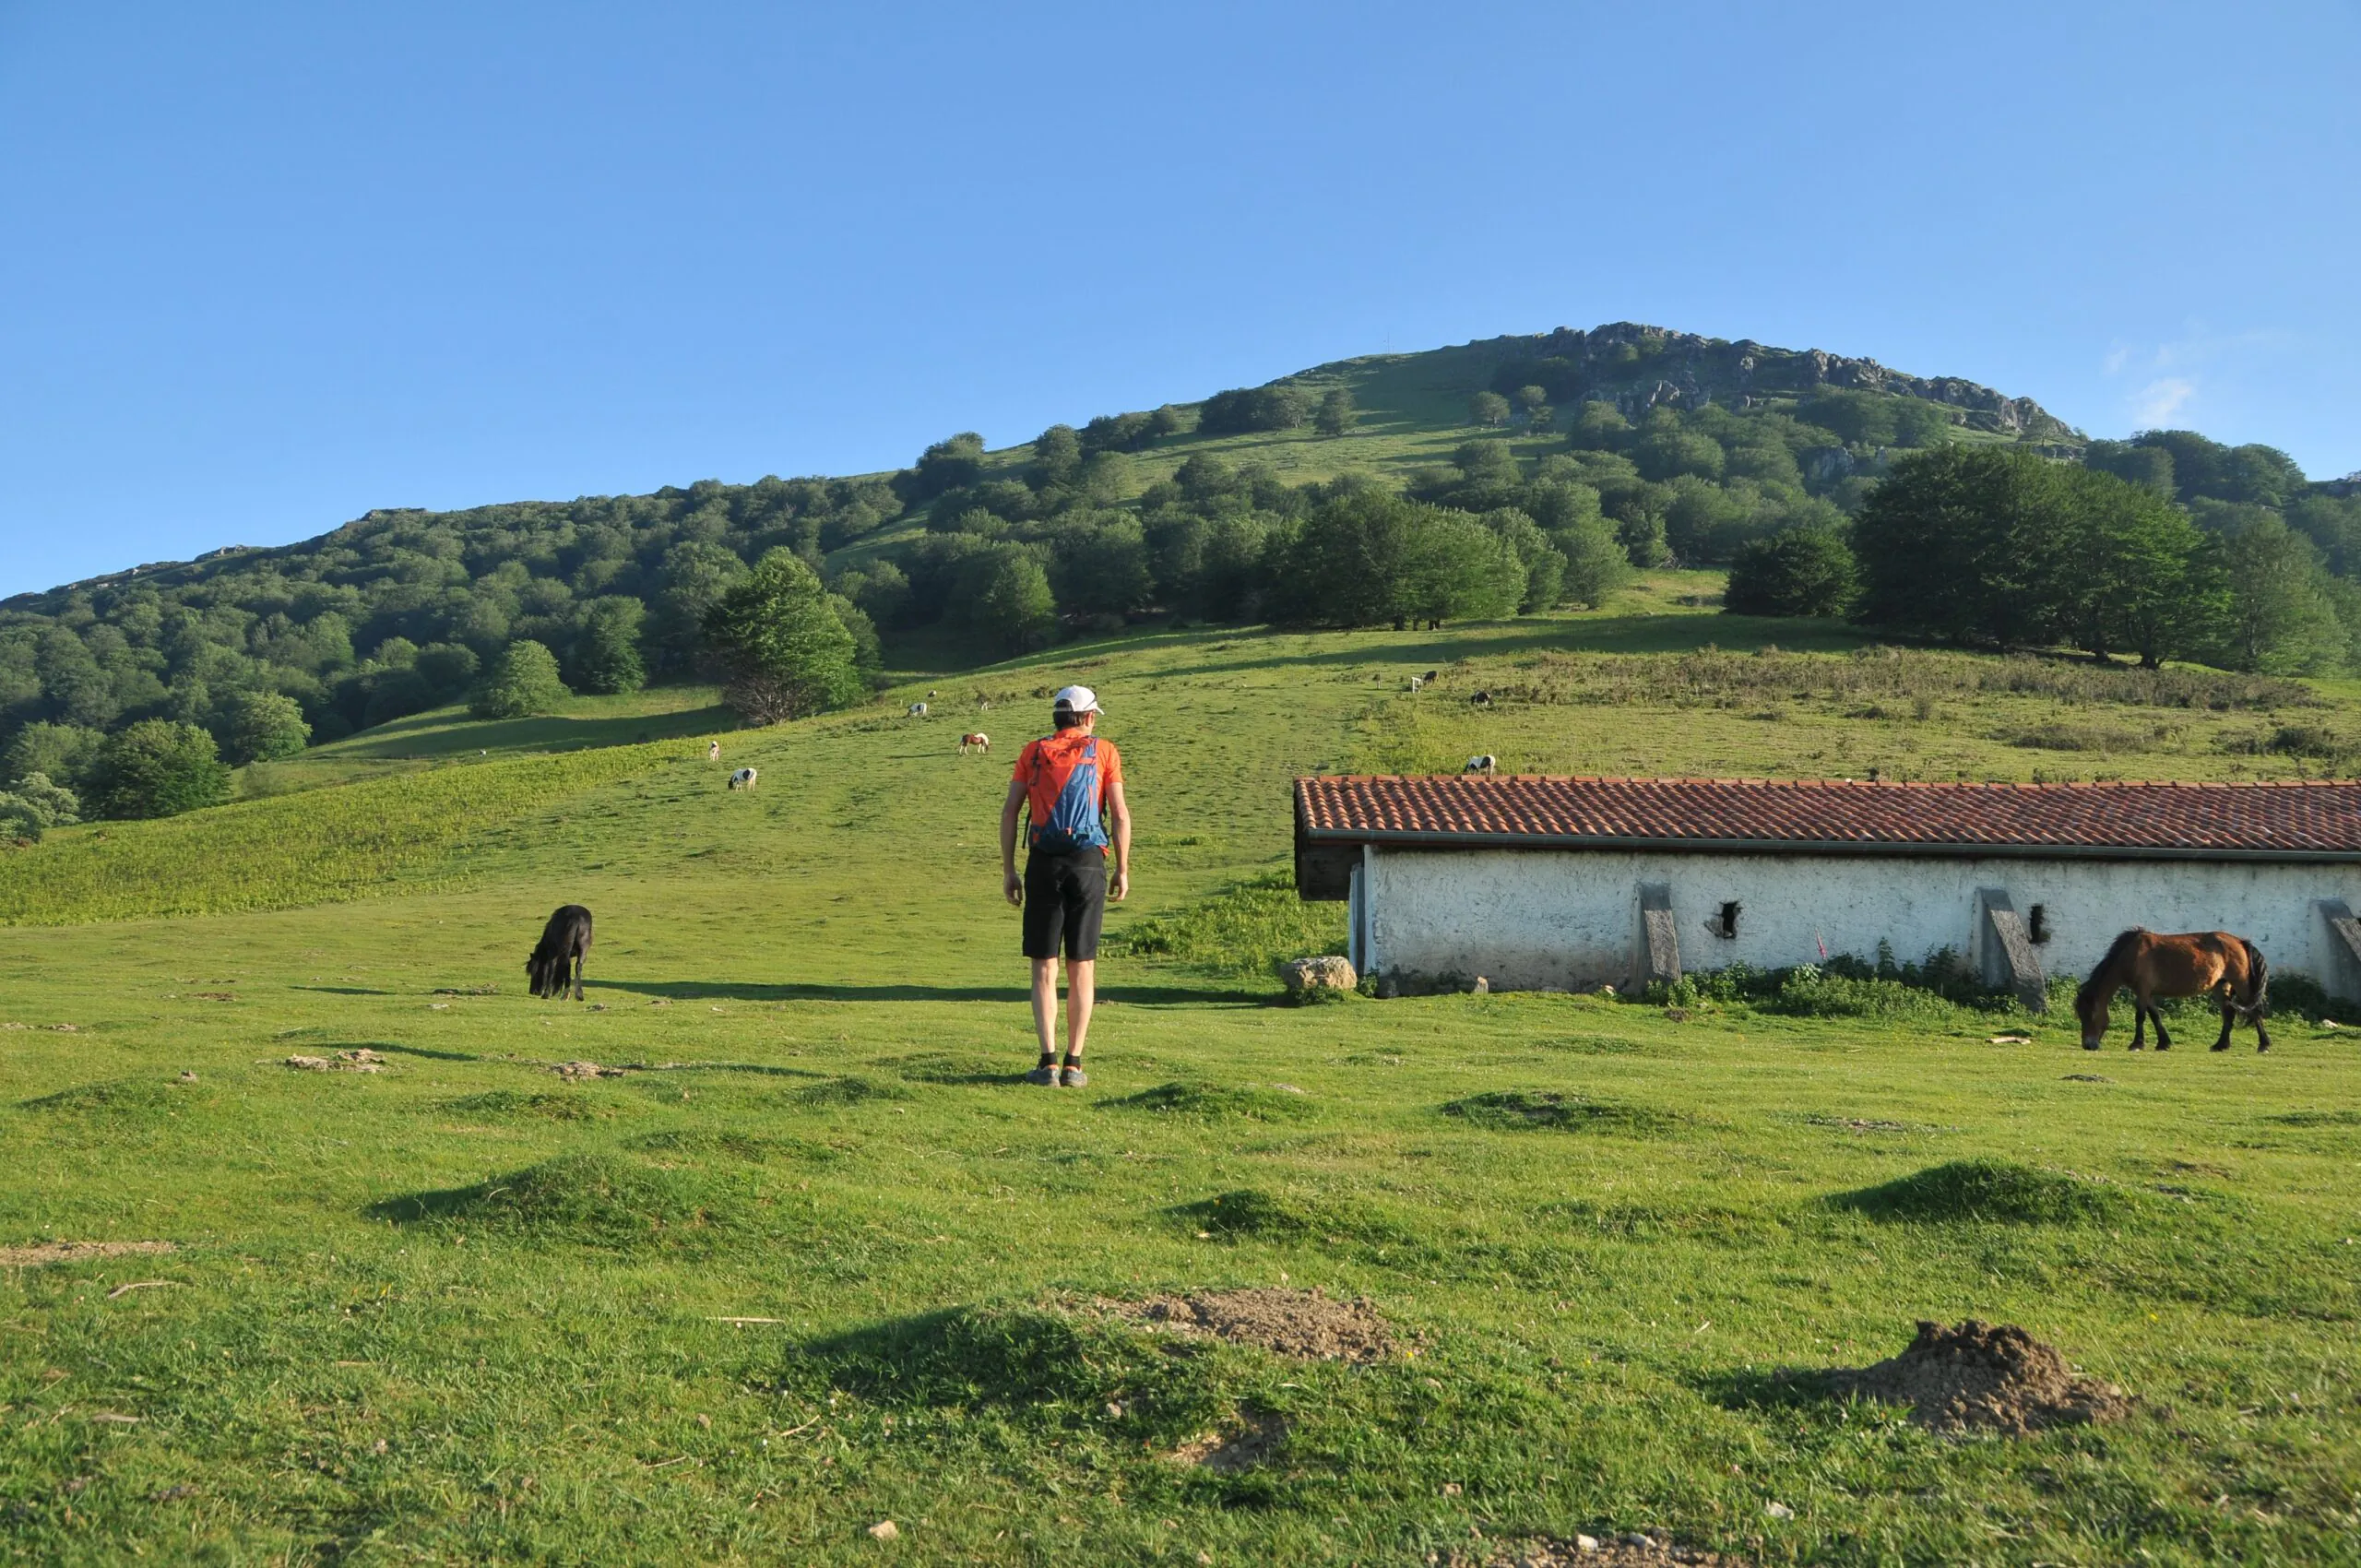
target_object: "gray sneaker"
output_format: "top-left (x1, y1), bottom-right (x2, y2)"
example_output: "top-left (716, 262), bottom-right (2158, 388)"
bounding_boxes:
top-left (1059, 1063), bottom-right (1088, 1088)
top-left (1026, 1064), bottom-right (1058, 1086)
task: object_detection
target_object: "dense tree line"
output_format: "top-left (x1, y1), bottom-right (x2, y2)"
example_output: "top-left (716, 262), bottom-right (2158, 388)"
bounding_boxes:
top-left (12, 350), bottom-right (2351, 832)
top-left (1730, 432), bottom-right (2361, 676)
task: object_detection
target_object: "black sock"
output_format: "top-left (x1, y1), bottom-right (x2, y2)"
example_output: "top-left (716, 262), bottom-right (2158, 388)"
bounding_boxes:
top-left (1037, 1051), bottom-right (1056, 1069)
top-left (1062, 1052), bottom-right (1083, 1068)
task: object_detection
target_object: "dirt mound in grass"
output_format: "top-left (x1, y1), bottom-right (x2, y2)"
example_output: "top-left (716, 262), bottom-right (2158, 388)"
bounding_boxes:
top-left (1823, 1319), bottom-right (2130, 1435)
top-left (1837, 1158), bottom-right (2130, 1225)
top-left (1102, 1288), bottom-right (1397, 1363)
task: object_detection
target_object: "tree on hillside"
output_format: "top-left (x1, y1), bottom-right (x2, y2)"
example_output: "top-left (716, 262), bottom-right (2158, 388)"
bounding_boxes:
top-left (1265, 491), bottom-right (1521, 628)
top-left (86, 719), bottom-right (230, 820)
top-left (1314, 386), bottom-right (1356, 437)
top-left (224, 691), bottom-right (312, 764)
top-left (896, 432), bottom-right (987, 504)
top-left (571, 597), bottom-right (647, 695)
top-left (701, 552), bottom-right (866, 724)
top-left (1567, 401), bottom-right (1629, 450)
top-left (1031, 424), bottom-right (1084, 489)
top-left (957, 546), bottom-right (1057, 654)
top-left (2047, 468), bottom-right (2210, 667)
top-left (1553, 513), bottom-right (1635, 607)
top-left (0, 773), bottom-right (78, 842)
top-left (1724, 528), bottom-right (1858, 618)
top-left (1469, 391), bottom-right (1512, 428)
top-left (470, 641), bottom-right (571, 719)
top-left (1851, 446), bottom-right (2072, 647)
top-left (4, 721), bottom-right (104, 792)
top-left (2202, 508), bottom-right (2345, 675)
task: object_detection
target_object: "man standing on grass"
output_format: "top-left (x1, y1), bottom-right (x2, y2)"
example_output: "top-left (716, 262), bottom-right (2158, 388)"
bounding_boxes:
top-left (1001, 685), bottom-right (1131, 1087)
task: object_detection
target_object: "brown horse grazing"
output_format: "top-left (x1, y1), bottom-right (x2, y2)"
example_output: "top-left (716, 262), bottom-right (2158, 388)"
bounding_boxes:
top-left (527, 905), bottom-right (594, 1001)
top-left (2073, 928), bottom-right (2270, 1052)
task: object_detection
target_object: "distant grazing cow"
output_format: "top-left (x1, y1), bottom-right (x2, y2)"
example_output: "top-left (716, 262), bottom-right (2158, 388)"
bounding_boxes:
top-left (908, 701), bottom-right (929, 718)
top-left (959, 732), bottom-right (991, 754)
top-left (1471, 690), bottom-right (1493, 707)
top-left (1465, 754), bottom-right (1498, 776)
top-left (707, 741), bottom-right (720, 762)
top-left (1421, 670), bottom-right (1439, 683)
top-left (729, 767), bottom-right (757, 790)
top-left (527, 905), bottom-right (593, 1002)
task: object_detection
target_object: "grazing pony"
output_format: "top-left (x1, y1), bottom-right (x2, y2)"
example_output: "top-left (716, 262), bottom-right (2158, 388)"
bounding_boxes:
top-left (1464, 754), bottom-right (1498, 776)
top-left (707, 740), bottom-right (720, 762)
top-left (2073, 928), bottom-right (2271, 1052)
top-left (907, 701), bottom-right (929, 718)
top-left (959, 732), bottom-right (990, 754)
top-left (527, 905), bottom-right (594, 1001)
top-left (1421, 670), bottom-right (1439, 683)
top-left (729, 766), bottom-right (757, 790)
top-left (1470, 690), bottom-right (1493, 707)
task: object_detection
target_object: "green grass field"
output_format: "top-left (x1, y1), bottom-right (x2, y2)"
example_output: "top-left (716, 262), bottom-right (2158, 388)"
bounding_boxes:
top-left (4, 590), bottom-right (2358, 1564)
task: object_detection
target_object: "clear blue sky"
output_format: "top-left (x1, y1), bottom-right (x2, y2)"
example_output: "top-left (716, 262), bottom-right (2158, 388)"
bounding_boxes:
top-left (2, 1), bottom-right (2354, 598)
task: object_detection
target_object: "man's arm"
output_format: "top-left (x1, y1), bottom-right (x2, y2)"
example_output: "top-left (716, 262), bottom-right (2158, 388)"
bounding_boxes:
top-left (1000, 778), bottom-right (1026, 906)
top-left (1106, 779), bottom-right (1131, 901)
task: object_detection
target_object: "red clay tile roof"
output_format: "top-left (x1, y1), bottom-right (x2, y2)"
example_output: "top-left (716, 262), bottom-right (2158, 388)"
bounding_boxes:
top-left (1294, 775), bottom-right (2361, 861)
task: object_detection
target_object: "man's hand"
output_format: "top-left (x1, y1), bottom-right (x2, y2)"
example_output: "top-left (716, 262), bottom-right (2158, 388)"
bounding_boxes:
top-left (1110, 867), bottom-right (1130, 901)
top-left (1003, 867), bottom-right (1024, 907)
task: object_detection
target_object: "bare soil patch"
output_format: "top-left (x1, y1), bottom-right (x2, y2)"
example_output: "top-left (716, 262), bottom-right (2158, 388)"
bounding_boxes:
top-left (1450, 1530), bottom-right (1750, 1566)
top-left (285, 1049), bottom-right (386, 1073)
top-left (1167, 1406), bottom-right (1286, 1471)
top-left (0, 1241), bottom-right (177, 1268)
top-left (1821, 1319), bottom-right (2130, 1435)
top-left (1099, 1288), bottom-right (1398, 1363)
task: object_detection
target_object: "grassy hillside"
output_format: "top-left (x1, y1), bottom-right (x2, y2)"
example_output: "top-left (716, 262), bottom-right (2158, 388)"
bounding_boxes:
top-left (3, 590), bottom-right (2358, 1562)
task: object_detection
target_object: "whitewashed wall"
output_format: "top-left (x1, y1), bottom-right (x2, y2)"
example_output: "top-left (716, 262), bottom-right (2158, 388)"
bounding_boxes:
top-left (1358, 845), bottom-right (2361, 998)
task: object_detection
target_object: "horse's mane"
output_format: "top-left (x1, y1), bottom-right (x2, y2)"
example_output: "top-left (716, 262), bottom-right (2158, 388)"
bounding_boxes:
top-left (2074, 927), bottom-right (2151, 1010)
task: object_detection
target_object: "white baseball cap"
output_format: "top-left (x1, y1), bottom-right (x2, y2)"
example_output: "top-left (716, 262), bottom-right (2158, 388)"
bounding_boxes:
top-left (1051, 684), bottom-right (1101, 714)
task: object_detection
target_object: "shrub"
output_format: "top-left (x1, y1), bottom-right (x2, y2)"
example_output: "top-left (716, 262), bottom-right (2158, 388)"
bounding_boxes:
top-left (85, 720), bottom-right (231, 820)
top-left (1724, 528), bottom-right (1858, 617)
top-left (470, 640), bottom-right (571, 719)
top-left (223, 691), bottom-right (313, 764)
top-left (0, 773), bottom-right (79, 843)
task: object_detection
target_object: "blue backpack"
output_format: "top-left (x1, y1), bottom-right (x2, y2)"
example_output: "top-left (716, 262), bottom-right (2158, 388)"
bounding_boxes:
top-left (1026, 734), bottom-right (1109, 854)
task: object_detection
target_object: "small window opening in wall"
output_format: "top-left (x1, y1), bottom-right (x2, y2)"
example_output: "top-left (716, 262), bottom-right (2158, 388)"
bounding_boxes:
top-left (1714, 901), bottom-right (1741, 939)
top-left (2028, 904), bottom-right (2051, 944)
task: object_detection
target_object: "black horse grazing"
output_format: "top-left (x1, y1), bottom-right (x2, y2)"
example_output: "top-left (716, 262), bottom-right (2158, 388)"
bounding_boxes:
top-left (527, 905), bottom-right (594, 1001)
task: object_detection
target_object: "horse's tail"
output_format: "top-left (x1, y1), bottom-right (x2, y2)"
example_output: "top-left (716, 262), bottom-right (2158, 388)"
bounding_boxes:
top-left (2241, 938), bottom-right (2270, 1018)
top-left (2075, 927), bottom-right (2150, 1011)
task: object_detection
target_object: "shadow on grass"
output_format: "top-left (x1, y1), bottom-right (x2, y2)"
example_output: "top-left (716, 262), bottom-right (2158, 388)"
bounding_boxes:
top-left (291, 986), bottom-right (396, 996)
top-left (790, 1303), bottom-right (1223, 1427)
top-left (353, 1041), bottom-right (482, 1063)
top-left (1692, 1365), bottom-right (1843, 1418)
top-left (594, 978), bottom-right (1256, 1006)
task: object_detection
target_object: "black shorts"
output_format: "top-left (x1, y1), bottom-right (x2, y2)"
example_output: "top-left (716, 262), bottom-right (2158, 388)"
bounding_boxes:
top-left (1022, 850), bottom-right (1107, 961)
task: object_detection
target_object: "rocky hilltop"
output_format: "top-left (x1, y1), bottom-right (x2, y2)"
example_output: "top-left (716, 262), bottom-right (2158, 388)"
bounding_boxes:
top-left (1465, 321), bottom-right (2076, 441)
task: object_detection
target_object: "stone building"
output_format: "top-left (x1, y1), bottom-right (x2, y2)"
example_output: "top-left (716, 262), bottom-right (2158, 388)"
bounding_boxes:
top-left (1293, 774), bottom-right (2361, 1004)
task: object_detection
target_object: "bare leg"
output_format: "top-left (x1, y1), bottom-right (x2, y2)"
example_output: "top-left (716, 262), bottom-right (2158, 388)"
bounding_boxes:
top-left (1064, 959), bottom-right (1096, 1062)
top-left (1030, 957), bottom-right (1060, 1060)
